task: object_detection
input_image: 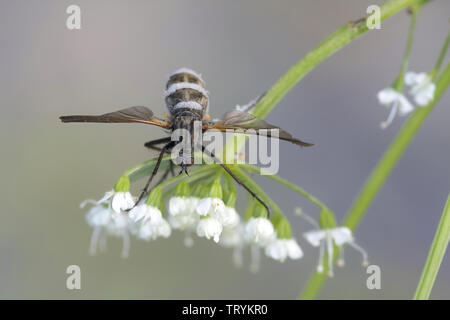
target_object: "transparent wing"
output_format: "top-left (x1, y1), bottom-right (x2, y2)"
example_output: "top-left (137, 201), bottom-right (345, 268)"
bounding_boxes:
top-left (205, 110), bottom-right (313, 147)
top-left (59, 106), bottom-right (171, 128)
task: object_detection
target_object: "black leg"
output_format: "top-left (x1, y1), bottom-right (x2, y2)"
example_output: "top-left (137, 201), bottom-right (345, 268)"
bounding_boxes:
top-left (133, 141), bottom-right (175, 207)
top-left (201, 146), bottom-right (271, 217)
top-left (144, 137), bottom-right (172, 152)
top-left (155, 161), bottom-right (175, 186)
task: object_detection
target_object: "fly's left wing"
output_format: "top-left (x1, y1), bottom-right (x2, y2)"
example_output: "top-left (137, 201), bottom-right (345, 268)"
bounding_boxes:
top-left (204, 110), bottom-right (313, 147)
top-left (59, 106), bottom-right (171, 128)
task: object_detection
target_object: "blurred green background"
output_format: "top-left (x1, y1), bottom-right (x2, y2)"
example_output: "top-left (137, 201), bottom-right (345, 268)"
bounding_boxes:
top-left (1, 0), bottom-right (449, 299)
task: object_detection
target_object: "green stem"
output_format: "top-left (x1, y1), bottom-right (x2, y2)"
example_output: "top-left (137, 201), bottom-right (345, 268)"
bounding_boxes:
top-left (431, 31), bottom-right (450, 80)
top-left (239, 164), bottom-right (331, 213)
top-left (414, 193), bottom-right (450, 300)
top-left (394, 4), bottom-right (419, 91)
top-left (224, 0), bottom-right (428, 157)
top-left (300, 62), bottom-right (450, 300)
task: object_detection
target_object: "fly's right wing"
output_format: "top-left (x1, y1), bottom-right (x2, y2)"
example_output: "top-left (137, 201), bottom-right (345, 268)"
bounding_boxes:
top-left (205, 110), bottom-right (313, 147)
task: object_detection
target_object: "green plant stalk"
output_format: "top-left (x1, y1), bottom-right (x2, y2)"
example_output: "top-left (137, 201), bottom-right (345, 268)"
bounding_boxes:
top-left (300, 62), bottom-right (450, 300)
top-left (431, 31), bottom-right (450, 79)
top-left (239, 164), bottom-right (331, 213)
top-left (394, 4), bottom-right (419, 91)
top-left (414, 193), bottom-right (450, 300)
top-left (224, 0), bottom-right (429, 157)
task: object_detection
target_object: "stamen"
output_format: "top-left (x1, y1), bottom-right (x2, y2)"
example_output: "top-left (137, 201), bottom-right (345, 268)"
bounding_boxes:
top-left (326, 233), bottom-right (334, 277)
top-left (347, 241), bottom-right (369, 267)
top-left (184, 230), bottom-right (194, 247)
top-left (80, 199), bottom-right (97, 208)
top-left (317, 240), bottom-right (325, 273)
top-left (233, 245), bottom-right (243, 268)
top-left (337, 246), bottom-right (346, 267)
top-left (121, 231), bottom-right (130, 259)
top-left (89, 226), bottom-right (101, 256)
top-left (250, 245), bottom-right (260, 273)
top-left (296, 210), bottom-right (320, 229)
top-left (380, 102), bottom-right (398, 129)
top-left (99, 231), bottom-right (107, 252)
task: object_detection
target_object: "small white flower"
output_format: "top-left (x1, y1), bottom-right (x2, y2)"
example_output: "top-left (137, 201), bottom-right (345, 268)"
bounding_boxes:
top-left (105, 212), bottom-right (133, 237)
top-left (244, 217), bottom-right (275, 245)
top-left (128, 203), bottom-right (163, 224)
top-left (82, 192), bottom-right (133, 258)
top-left (196, 197), bottom-right (225, 217)
top-left (111, 191), bottom-right (135, 213)
top-left (219, 224), bottom-right (244, 248)
top-left (304, 227), bottom-right (368, 277)
top-left (404, 71), bottom-right (436, 106)
top-left (137, 217), bottom-right (171, 241)
top-left (377, 87), bottom-right (414, 129)
top-left (216, 206), bottom-right (240, 228)
top-left (85, 204), bottom-right (112, 228)
top-left (129, 204), bottom-right (171, 241)
top-left (265, 238), bottom-right (303, 262)
top-left (196, 217), bottom-right (223, 243)
top-left (168, 196), bottom-right (199, 230)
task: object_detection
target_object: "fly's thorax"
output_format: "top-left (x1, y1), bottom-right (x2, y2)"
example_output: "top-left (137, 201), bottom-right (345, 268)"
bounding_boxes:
top-left (171, 110), bottom-right (203, 136)
top-left (165, 68), bottom-right (209, 117)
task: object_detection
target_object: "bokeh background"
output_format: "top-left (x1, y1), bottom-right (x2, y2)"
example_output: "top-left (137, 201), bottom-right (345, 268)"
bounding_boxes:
top-left (1, 0), bottom-right (449, 299)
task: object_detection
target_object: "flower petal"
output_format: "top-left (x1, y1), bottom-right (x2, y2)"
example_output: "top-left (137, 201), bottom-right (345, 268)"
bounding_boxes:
top-left (303, 230), bottom-right (326, 247)
top-left (196, 198), bottom-right (212, 216)
top-left (330, 227), bottom-right (353, 246)
top-left (377, 87), bottom-right (399, 106)
top-left (286, 239), bottom-right (303, 259)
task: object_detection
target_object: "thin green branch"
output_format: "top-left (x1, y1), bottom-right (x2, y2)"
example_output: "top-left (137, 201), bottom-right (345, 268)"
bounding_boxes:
top-left (300, 62), bottom-right (450, 300)
top-left (394, 4), bottom-right (419, 91)
top-left (432, 31), bottom-right (450, 79)
top-left (414, 193), bottom-right (450, 300)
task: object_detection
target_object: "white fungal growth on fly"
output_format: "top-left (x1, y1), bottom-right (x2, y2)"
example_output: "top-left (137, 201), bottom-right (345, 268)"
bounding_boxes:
top-left (164, 82), bottom-right (209, 98)
top-left (172, 101), bottom-right (204, 111)
top-left (166, 67), bottom-right (205, 85)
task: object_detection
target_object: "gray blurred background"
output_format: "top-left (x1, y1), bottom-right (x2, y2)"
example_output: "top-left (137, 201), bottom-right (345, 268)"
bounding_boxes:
top-left (1, 0), bottom-right (449, 299)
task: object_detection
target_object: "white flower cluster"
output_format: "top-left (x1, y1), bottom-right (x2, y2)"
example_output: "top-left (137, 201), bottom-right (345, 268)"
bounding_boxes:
top-left (378, 71), bottom-right (436, 128)
top-left (168, 195), bottom-right (303, 269)
top-left (82, 189), bottom-right (171, 258)
top-left (82, 189), bottom-right (368, 276)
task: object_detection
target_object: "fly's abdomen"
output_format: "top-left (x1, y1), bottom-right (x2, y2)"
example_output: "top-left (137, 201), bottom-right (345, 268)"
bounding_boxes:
top-left (165, 68), bottom-right (209, 117)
